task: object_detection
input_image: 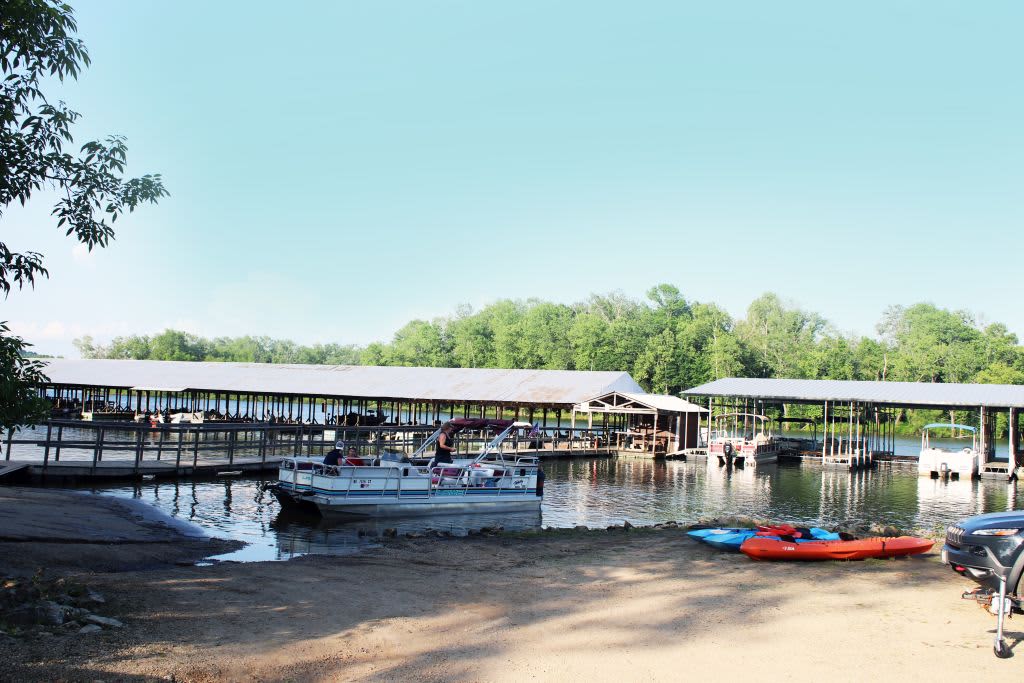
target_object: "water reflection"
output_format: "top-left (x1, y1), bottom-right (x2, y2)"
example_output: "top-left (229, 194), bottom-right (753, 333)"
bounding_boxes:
top-left (96, 458), bottom-right (1023, 562)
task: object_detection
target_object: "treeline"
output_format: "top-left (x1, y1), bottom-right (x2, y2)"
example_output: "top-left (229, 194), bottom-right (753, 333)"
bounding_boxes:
top-left (74, 285), bottom-right (1024, 397)
top-left (74, 331), bottom-right (361, 366)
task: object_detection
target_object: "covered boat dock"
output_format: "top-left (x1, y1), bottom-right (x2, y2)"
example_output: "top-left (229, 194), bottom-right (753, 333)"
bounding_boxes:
top-left (4, 360), bottom-right (654, 480)
top-left (683, 377), bottom-right (1024, 479)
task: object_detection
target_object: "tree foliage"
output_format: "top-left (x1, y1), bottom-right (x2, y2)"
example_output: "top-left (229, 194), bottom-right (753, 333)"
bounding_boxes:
top-left (1, 0), bottom-right (167, 427)
top-left (1, 0), bottom-right (167, 295)
top-left (74, 291), bottom-right (1024, 406)
top-left (0, 322), bottom-right (48, 430)
top-left (75, 331), bottom-right (362, 366)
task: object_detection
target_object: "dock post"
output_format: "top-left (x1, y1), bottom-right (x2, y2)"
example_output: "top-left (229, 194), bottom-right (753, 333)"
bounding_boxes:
top-left (294, 425), bottom-right (302, 456)
top-left (134, 428), bottom-right (144, 475)
top-left (175, 428), bottom-right (183, 469)
top-left (1010, 408), bottom-right (1020, 473)
top-left (92, 427), bottom-right (104, 476)
top-left (192, 428), bottom-right (200, 469)
top-left (228, 428), bottom-right (236, 465)
top-left (54, 425), bottom-right (63, 461)
top-left (156, 427), bottom-right (166, 461)
top-left (259, 426), bottom-right (267, 465)
top-left (43, 422), bottom-right (52, 473)
top-left (4, 427), bottom-right (12, 461)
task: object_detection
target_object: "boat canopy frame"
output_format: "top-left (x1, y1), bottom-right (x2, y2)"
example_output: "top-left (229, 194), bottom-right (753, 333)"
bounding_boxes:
top-left (922, 423), bottom-right (977, 434)
top-left (412, 419), bottom-right (533, 461)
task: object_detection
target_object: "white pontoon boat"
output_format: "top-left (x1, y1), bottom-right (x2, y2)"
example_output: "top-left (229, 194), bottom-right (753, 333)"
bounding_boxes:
top-left (708, 413), bottom-right (780, 467)
top-left (918, 423), bottom-right (980, 479)
top-left (271, 419), bottom-right (544, 517)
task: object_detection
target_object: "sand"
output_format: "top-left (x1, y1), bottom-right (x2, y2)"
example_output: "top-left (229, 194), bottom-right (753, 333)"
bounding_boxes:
top-left (1, 489), bottom-right (1021, 682)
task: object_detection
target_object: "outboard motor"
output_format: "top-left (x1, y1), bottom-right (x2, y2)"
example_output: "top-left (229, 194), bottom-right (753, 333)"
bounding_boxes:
top-left (536, 469), bottom-right (544, 497)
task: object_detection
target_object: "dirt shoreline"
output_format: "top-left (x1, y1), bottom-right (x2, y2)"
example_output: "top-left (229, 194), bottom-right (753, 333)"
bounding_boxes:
top-left (1, 490), bottom-right (1022, 682)
top-left (0, 487), bottom-right (240, 575)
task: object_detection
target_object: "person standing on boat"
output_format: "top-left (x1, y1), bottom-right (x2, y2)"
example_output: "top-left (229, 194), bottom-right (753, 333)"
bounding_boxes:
top-left (434, 424), bottom-right (456, 464)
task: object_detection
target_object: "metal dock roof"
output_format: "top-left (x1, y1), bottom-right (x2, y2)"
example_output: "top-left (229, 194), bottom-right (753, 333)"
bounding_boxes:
top-left (40, 359), bottom-right (645, 406)
top-left (574, 391), bottom-right (707, 414)
top-left (682, 377), bottom-right (1024, 409)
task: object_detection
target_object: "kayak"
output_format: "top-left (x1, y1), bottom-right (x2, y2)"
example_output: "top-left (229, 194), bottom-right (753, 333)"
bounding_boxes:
top-left (689, 526), bottom-right (841, 552)
top-left (740, 535), bottom-right (934, 561)
top-left (686, 527), bottom-right (747, 540)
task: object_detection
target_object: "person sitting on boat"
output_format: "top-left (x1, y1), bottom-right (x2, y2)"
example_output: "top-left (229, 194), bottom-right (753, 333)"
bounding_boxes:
top-left (323, 443), bottom-right (344, 466)
top-left (433, 424), bottom-right (456, 465)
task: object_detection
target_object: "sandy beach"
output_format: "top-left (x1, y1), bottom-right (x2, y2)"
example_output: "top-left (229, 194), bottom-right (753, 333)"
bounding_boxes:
top-left (1, 488), bottom-right (1021, 682)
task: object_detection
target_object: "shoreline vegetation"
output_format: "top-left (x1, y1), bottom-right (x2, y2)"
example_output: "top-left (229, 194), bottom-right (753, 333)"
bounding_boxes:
top-left (2, 488), bottom-right (1020, 681)
top-left (68, 285), bottom-right (1024, 436)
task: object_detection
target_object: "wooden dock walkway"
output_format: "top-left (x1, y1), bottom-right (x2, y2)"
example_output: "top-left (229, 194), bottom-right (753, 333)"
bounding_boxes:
top-left (5, 457), bottom-right (281, 480)
top-left (1, 419), bottom-right (617, 481)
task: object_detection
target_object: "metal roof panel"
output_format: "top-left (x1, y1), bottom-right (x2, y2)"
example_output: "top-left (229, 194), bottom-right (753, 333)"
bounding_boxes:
top-left (40, 359), bottom-right (645, 406)
top-left (682, 377), bottom-right (1024, 409)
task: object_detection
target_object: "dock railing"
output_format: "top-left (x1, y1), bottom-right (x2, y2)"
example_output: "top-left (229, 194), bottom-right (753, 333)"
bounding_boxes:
top-left (2, 420), bottom-right (613, 478)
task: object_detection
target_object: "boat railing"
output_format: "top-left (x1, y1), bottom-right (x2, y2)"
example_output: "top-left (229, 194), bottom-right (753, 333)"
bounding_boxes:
top-left (304, 458), bottom-right (537, 499)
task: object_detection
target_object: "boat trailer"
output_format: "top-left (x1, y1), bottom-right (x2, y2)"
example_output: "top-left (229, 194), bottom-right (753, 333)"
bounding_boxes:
top-left (961, 578), bottom-right (1024, 658)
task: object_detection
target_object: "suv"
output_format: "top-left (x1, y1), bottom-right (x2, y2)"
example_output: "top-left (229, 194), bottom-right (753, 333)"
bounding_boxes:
top-left (942, 510), bottom-right (1024, 657)
top-left (943, 510), bottom-right (1024, 592)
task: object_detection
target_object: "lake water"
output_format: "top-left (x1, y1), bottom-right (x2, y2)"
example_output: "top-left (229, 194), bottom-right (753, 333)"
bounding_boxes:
top-left (93, 456), bottom-right (1022, 563)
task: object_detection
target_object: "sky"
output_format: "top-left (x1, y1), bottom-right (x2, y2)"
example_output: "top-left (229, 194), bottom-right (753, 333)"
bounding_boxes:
top-left (4, 1), bottom-right (1023, 357)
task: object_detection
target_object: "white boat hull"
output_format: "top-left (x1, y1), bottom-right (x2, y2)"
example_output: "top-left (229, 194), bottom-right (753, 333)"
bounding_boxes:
top-left (309, 496), bottom-right (541, 518)
top-left (918, 447), bottom-right (978, 479)
top-left (708, 440), bottom-right (779, 467)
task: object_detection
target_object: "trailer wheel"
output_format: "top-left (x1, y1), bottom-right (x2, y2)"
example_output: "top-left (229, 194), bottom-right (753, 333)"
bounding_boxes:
top-left (994, 639), bottom-right (1012, 659)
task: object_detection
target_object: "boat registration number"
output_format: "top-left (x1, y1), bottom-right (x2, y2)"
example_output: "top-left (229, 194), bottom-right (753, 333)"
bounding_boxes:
top-left (435, 490), bottom-right (466, 496)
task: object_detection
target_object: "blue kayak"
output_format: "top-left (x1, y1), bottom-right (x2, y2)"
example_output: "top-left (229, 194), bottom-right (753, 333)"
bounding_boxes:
top-left (686, 527), bottom-right (747, 541)
top-left (690, 526), bottom-right (841, 552)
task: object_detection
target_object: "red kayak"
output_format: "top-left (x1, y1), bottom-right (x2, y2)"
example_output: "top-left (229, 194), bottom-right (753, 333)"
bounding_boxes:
top-left (740, 535), bottom-right (934, 561)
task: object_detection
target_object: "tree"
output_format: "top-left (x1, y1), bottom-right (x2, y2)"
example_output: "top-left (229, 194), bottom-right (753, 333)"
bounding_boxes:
top-left (679, 302), bottom-right (745, 384)
top-left (735, 293), bottom-right (825, 378)
top-left (511, 302), bottom-right (574, 370)
top-left (879, 303), bottom-right (984, 383)
top-left (365, 319), bottom-right (451, 367)
top-left (0, 322), bottom-right (48, 430)
top-left (1, 1), bottom-right (167, 426)
top-left (449, 304), bottom-right (497, 368)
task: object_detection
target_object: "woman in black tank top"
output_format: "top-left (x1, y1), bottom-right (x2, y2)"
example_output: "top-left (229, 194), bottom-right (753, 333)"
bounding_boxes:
top-left (434, 427), bottom-right (455, 464)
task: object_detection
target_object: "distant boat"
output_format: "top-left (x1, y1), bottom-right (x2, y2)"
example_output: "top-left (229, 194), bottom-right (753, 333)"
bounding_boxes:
top-left (708, 413), bottom-right (780, 468)
top-left (918, 423), bottom-right (981, 480)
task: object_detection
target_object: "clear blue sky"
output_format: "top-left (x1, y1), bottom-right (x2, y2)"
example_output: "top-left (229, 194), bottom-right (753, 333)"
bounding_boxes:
top-left (5, 1), bottom-right (1023, 356)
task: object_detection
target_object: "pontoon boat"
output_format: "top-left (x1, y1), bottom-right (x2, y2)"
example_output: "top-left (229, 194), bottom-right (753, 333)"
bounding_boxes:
top-left (918, 423), bottom-right (980, 479)
top-left (271, 419), bottom-right (544, 517)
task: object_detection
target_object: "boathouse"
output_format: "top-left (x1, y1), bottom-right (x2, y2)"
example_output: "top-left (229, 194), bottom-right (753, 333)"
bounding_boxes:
top-left (572, 391), bottom-right (706, 455)
top-left (36, 359), bottom-right (646, 428)
top-left (683, 377), bottom-right (1024, 476)
top-left (1, 360), bottom-right (670, 480)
